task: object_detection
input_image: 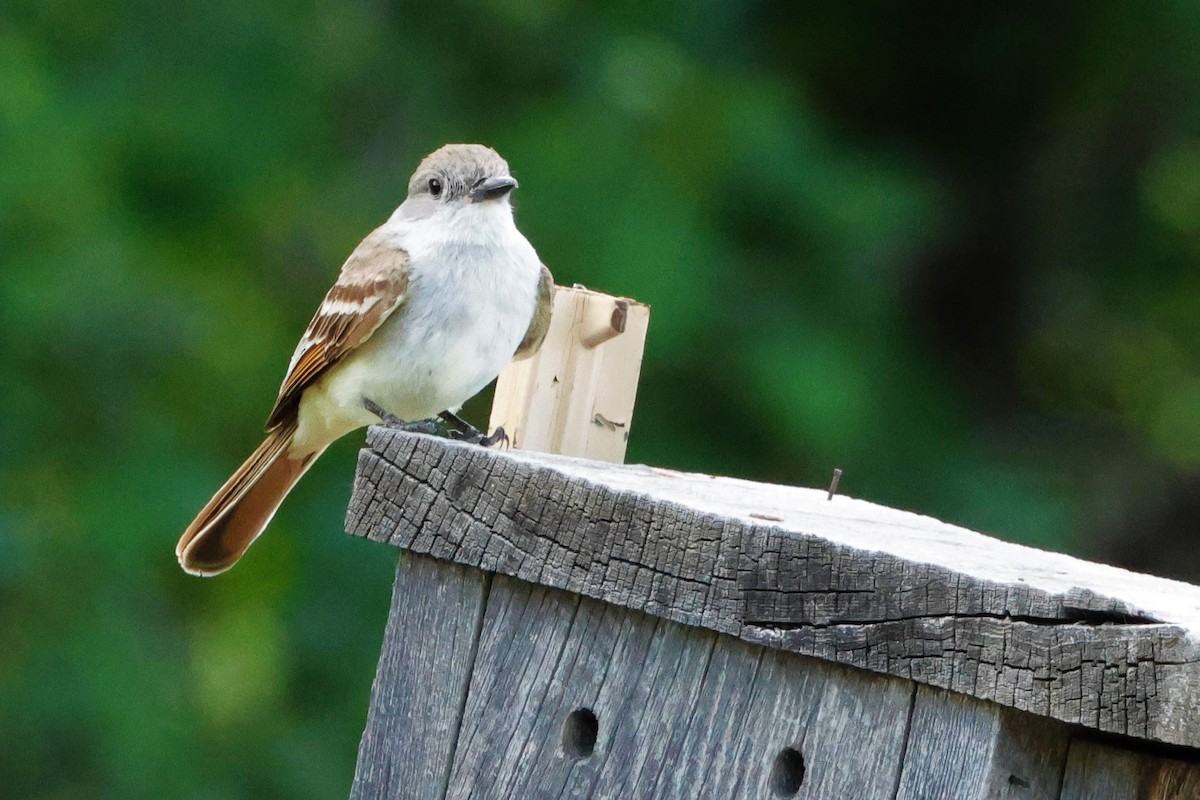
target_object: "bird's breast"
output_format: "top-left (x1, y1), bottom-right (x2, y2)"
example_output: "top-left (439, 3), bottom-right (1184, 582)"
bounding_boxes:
top-left (341, 233), bottom-right (541, 420)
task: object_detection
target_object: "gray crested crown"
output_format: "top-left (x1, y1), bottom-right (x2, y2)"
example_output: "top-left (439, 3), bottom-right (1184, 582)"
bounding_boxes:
top-left (408, 144), bottom-right (512, 201)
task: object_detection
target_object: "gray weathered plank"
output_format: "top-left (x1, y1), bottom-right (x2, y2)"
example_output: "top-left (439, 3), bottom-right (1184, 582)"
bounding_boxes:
top-left (726, 648), bottom-right (912, 799)
top-left (1059, 739), bottom-right (1200, 800)
top-left (443, 575), bottom-right (913, 799)
top-left (894, 686), bottom-right (1069, 800)
top-left (350, 553), bottom-right (489, 800)
top-left (345, 428), bottom-right (1200, 747)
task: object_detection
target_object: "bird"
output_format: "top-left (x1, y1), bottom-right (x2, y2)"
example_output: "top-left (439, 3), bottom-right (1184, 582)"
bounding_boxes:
top-left (176, 144), bottom-right (554, 576)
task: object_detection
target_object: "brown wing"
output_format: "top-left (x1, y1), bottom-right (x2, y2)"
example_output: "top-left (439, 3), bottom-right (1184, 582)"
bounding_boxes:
top-left (266, 227), bottom-right (410, 429)
top-left (513, 264), bottom-right (555, 360)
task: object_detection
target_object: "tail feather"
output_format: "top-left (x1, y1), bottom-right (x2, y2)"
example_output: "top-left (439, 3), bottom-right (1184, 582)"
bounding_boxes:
top-left (177, 421), bottom-right (320, 576)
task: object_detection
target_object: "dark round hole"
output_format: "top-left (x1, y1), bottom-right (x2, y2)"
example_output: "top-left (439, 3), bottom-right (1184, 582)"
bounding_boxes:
top-left (770, 747), bottom-right (805, 797)
top-left (561, 708), bottom-right (598, 759)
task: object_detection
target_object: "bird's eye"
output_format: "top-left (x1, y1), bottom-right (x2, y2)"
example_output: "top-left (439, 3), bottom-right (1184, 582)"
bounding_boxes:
top-left (428, 178), bottom-right (443, 197)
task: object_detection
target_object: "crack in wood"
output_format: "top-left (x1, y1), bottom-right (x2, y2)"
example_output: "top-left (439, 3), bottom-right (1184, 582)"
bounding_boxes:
top-left (744, 610), bottom-right (1167, 631)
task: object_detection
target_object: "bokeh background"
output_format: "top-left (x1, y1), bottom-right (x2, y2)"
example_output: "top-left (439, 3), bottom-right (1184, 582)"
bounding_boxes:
top-left (4, 1), bottom-right (1200, 796)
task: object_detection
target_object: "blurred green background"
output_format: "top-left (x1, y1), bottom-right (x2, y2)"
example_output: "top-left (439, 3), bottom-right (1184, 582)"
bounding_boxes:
top-left (4, 1), bottom-right (1200, 796)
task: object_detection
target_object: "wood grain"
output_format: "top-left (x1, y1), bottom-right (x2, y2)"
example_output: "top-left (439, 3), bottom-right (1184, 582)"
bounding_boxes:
top-left (488, 286), bottom-right (649, 463)
top-left (442, 575), bottom-right (912, 799)
top-left (1059, 739), bottom-right (1200, 800)
top-left (894, 686), bottom-right (1069, 799)
top-left (349, 553), bottom-right (489, 800)
top-left (346, 428), bottom-right (1200, 748)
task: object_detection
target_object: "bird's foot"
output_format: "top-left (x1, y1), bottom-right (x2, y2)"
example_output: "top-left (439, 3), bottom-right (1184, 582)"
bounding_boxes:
top-left (363, 398), bottom-right (449, 438)
top-left (468, 426), bottom-right (510, 449)
top-left (439, 411), bottom-right (510, 449)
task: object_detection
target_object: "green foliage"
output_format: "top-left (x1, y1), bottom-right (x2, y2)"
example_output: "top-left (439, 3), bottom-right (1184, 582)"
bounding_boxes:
top-left (3, 1), bottom-right (1200, 796)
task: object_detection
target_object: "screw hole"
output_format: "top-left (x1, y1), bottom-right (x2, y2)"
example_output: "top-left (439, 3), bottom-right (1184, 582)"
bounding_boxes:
top-left (770, 747), bottom-right (805, 797)
top-left (562, 708), bottom-right (598, 759)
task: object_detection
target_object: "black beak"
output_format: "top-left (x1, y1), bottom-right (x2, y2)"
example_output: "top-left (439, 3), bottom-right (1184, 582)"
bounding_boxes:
top-left (471, 175), bottom-right (518, 203)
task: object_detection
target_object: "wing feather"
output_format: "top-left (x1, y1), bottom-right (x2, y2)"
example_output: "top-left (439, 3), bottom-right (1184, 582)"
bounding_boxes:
top-left (513, 264), bottom-right (555, 360)
top-left (266, 227), bottom-right (410, 429)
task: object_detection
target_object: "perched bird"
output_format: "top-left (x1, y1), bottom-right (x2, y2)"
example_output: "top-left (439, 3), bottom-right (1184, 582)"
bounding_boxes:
top-left (176, 144), bottom-right (554, 576)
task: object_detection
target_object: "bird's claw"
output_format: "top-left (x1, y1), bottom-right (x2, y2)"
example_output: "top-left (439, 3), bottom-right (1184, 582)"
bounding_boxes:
top-left (363, 400), bottom-right (506, 446)
top-left (450, 425), bottom-right (509, 449)
top-left (363, 398), bottom-right (449, 437)
top-left (439, 410), bottom-right (509, 449)
top-left (485, 426), bottom-right (510, 449)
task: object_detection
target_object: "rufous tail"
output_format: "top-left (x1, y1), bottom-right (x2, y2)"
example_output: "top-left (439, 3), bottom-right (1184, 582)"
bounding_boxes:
top-left (176, 420), bottom-right (321, 576)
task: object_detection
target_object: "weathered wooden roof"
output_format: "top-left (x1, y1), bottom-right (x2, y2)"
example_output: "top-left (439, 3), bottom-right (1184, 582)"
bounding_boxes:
top-left (346, 427), bottom-right (1200, 750)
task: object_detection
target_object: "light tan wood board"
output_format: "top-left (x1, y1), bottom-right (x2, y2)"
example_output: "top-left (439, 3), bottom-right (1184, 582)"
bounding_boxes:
top-left (489, 285), bottom-right (649, 464)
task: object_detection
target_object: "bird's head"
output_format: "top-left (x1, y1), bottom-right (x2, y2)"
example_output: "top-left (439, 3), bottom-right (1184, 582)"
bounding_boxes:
top-left (399, 144), bottom-right (518, 223)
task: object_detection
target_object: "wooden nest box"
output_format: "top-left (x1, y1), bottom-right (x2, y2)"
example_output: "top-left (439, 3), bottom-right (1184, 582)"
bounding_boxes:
top-left (344, 288), bottom-right (1200, 799)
